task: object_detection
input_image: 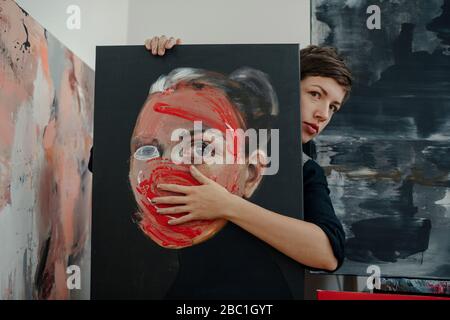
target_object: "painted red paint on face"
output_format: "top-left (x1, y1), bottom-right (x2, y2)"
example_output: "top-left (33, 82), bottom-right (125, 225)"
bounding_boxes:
top-left (153, 84), bottom-right (243, 130)
top-left (135, 160), bottom-right (206, 247)
top-left (152, 84), bottom-right (244, 161)
top-left (130, 84), bottom-right (246, 248)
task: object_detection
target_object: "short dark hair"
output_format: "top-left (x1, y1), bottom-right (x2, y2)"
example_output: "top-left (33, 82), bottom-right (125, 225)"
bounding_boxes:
top-left (300, 45), bottom-right (353, 103)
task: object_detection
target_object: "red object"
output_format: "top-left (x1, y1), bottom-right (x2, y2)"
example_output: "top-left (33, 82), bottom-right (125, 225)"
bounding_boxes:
top-left (129, 85), bottom-right (246, 248)
top-left (317, 290), bottom-right (450, 300)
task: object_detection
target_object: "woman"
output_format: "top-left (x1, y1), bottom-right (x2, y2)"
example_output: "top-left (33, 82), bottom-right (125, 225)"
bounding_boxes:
top-left (143, 37), bottom-right (352, 299)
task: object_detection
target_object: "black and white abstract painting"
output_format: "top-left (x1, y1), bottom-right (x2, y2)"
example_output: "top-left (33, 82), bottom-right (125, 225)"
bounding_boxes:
top-left (311, 0), bottom-right (450, 279)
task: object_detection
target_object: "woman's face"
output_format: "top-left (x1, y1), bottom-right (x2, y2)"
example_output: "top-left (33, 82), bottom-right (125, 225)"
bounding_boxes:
top-left (300, 76), bottom-right (346, 143)
top-left (129, 83), bottom-right (250, 248)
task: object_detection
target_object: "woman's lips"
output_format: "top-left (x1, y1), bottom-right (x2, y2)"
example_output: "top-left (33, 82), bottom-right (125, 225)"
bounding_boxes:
top-left (303, 122), bottom-right (319, 135)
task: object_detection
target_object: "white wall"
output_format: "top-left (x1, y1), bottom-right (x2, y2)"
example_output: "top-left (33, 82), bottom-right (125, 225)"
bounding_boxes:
top-left (16, 0), bottom-right (310, 68)
top-left (127, 0), bottom-right (310, 46)
top-left (16, 0), bottom-right (129, 69)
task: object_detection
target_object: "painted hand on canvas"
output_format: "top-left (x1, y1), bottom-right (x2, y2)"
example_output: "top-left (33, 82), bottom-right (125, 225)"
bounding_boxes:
top-left (129, 67), bottom-right (277, 248)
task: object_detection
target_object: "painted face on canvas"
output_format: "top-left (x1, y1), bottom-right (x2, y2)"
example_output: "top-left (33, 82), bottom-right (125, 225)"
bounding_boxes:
top-left (301, 76), bottom-right (346, 143)
top-left (129, 83), bottom-right (250, 248)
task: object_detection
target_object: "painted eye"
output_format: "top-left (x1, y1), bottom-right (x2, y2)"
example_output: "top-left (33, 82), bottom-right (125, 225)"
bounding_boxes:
top-left (193, 143), bottom-right (203, 157)
top-left (193, 142), bottom-right (209, 157)
top-left (134, 145), bottom-right (160, 161)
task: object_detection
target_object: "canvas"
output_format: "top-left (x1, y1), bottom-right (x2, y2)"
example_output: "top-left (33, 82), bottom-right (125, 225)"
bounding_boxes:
top-left (91, 44), bottom-right (303, 299)
top-left (0, 0), bottom-right (94, 299)
top-left (311, 0), bottom-right (450, 279)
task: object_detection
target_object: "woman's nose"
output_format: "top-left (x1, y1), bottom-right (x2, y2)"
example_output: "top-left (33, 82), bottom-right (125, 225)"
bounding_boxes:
top-left (162, 149), bottom-right (171, 160)
top-left (314, 104), bottom-right (330, 121)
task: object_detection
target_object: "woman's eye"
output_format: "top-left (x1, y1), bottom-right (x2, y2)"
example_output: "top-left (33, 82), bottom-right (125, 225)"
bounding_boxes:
top-left (134, 145), bottom-right (160, 161)
top-left (310, 91), bottom-right (320, 98)
top-left (193, 142), bottom-right (210, 157)
top-left (331, 104), bottom-right (340, 113)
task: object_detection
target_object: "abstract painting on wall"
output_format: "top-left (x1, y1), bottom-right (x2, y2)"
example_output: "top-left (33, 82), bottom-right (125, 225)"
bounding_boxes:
top-left (311, 0), bottom-right (450, 279)
top-left (0, 0), bottom-right (94, 299)
top-left (92, 44), bottom-right (303, 299)
top-left (379, 278), bottom-right (450, 296)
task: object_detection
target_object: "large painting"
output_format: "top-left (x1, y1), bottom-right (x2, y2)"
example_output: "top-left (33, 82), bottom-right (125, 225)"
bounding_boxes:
top-left (92, 44), bottom-right (303, 299)
top-left (0, 0), bottom-right (94, 299)
top-left (311, 0), bottom-right (450, 279)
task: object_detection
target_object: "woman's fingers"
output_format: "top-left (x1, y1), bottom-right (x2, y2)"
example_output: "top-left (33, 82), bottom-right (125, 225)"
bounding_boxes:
top-left (190, 166), bottom-right (211, 185)
top-left (144, 38), bottom-right (151, 50)
top-left (152, 196), bottom-right (187, 205)
top-left (168, 214), bottom-right (195, 225)
top-left (145, 36), bottom-right (181, 55)
top-left (157, 183), bottom-right (191, 194)
top-left (165, 37), bottom-right (175, 49)
top-left (157, 205), bottom-right (190, 214)
top-left (165, 37), bottom-right (181, 49)
top-left (157, 35), bottom-right (167, 56)
top-left (144, 36), bottom-right (181, 56)
top-left (150, 36), bottom-right (158, 55)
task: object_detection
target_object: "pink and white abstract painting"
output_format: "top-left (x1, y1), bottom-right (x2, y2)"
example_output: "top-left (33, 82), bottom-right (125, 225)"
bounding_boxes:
top-left (0, 0), bottom-right (94, 299)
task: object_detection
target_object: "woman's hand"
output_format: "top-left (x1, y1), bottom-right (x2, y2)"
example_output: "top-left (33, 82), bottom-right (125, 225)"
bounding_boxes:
top-left (152, 166), bottom-right (238, 225)
top-left (144, 35), bottom-right (181, 56)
